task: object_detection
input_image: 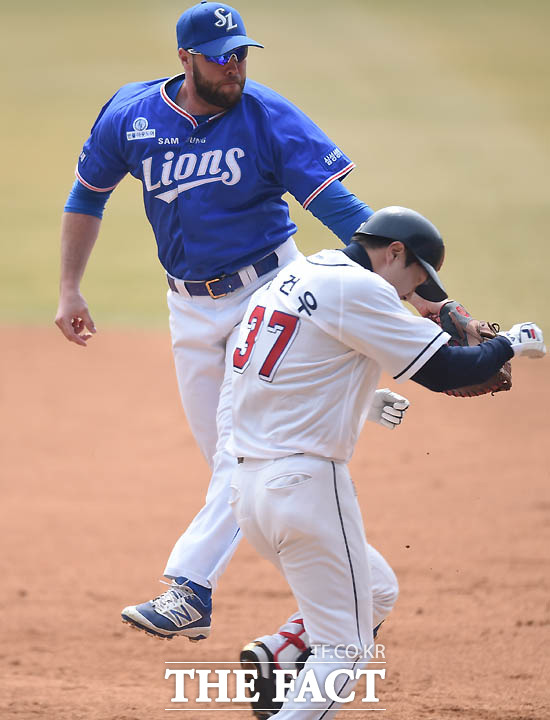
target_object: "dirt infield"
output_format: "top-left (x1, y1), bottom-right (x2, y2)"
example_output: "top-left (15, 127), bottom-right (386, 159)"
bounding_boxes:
top-left (1, 327), bottom-right (549, 719)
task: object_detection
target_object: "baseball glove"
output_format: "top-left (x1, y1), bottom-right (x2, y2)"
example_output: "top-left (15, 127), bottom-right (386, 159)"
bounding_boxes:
top-left (426, 301), bottom-right (512, 397)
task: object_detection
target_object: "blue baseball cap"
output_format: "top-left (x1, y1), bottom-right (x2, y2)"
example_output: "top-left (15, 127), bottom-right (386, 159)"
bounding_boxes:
top-left (176, 1), bottom-right (264, 55)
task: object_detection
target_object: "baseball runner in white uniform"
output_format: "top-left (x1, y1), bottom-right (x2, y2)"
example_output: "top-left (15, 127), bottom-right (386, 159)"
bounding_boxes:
top-left (228, 207), bottom-right (545, 719)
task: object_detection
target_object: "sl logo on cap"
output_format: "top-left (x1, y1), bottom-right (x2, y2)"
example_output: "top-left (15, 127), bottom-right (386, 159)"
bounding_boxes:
top-left (214, 7), bottom-right (238, 31)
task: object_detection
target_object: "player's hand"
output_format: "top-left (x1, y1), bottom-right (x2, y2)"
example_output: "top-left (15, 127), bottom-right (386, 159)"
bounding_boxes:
top-left (55, 291), bottom-right (96, 347)
top-left (367, 388), bottom-right (410, 430)
top-left (408, 293), bottom-right (448, 318)
top-left (498, 322), bottom-right (546, 359)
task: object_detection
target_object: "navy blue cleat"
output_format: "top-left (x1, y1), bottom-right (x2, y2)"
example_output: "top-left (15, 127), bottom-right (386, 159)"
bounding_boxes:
top-left (121, 577), bottom-right (211, 641)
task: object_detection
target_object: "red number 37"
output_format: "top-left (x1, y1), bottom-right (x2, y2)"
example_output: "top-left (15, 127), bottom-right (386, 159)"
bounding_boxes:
top-left (233, 305), bottom-right (299, 382)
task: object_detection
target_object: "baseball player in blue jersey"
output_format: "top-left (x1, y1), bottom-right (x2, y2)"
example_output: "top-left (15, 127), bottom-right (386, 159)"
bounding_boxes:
top-left (54, 2), bottom-right (429, 641)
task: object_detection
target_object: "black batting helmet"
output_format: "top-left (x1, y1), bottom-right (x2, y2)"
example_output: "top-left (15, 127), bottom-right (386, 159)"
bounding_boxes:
top-left (354, 206), bottom-right (447, 302)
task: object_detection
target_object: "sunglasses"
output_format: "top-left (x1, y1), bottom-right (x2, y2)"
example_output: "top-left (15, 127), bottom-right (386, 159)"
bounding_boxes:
top-left (188, 46), bottom-right (248, 65)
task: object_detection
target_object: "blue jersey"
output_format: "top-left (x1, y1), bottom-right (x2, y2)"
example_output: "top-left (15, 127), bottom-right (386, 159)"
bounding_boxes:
top-left (76, 75), bottom-right (355, 280)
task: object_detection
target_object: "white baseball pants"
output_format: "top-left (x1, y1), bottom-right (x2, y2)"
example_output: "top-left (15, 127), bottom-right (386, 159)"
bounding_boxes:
top-left (163, 239), bottom-right (301, 586)
top-left (230, 454), bottom-right (378, 719)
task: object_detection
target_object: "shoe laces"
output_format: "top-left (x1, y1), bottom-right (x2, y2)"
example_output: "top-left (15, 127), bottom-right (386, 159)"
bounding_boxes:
top-left (152, 579), bottom-right (196, 613)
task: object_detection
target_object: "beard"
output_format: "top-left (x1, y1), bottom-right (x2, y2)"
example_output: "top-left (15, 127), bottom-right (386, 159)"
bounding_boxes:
top-left (192, 58), bottom-right (245, 110)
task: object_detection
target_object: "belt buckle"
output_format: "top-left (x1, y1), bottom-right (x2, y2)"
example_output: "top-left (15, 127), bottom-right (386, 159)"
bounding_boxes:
top-left (205, 277), bottom-right (226, 299)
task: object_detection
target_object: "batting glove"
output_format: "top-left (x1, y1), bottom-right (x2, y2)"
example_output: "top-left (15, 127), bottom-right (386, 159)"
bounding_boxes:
top-left (368, 388), bottom-right (410, 430)
top-left (498, 322), bottom-right (546, 359)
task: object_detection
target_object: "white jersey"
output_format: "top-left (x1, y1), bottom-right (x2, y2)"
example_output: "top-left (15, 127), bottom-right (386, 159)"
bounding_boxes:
top-left (229, 249), bottom-right (450, 462)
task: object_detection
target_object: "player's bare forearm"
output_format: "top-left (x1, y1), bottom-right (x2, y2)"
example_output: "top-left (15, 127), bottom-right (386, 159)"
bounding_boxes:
top-left (59, 212), bottom-right (100, 290)
top-left (55, 212), bottom-right (101, 346)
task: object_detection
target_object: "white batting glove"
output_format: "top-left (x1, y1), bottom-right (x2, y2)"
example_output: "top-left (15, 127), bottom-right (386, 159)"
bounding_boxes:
top-left (498, 322), bottom-right (546, 359)
top-left (367, 388), bottom-right (410, 430)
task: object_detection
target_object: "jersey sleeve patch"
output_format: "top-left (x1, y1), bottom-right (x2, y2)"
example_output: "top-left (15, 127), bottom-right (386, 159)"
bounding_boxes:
top-left (258, 89), bottom-right (356, 208)
top-left (302, 161), bottom-right (355, 209)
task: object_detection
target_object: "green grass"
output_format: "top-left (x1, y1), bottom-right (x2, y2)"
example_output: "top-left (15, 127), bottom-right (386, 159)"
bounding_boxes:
top-left (2, 0), bottom-right (549, 330)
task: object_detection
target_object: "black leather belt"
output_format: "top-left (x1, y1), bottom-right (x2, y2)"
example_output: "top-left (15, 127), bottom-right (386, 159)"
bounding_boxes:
top-left (167, 251), bottom-right (279, 299)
